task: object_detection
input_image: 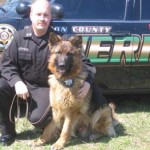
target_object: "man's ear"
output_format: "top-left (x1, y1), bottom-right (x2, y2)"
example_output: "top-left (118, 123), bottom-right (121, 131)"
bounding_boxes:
top-left (69, 35), bottom-right (82, 49)
top-left (49, 32), bottom-right (61, 49)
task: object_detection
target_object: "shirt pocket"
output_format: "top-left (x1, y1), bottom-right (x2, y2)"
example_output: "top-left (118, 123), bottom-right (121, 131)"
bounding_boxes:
top-left (18, 53), bottom-right (32, 61)
top-left (18, 52), bottom-right (32, 73)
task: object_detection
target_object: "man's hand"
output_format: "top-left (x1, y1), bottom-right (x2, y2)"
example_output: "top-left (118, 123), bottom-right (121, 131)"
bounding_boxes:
top-left (15, 81), bottom-right (29, 100)
top-left (77, 81), bottom-right (90, 99)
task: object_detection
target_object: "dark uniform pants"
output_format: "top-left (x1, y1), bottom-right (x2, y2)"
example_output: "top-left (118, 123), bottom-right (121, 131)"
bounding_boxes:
top-left (0, 77), bottom-right (52, 135)
top-left (91, 82), bottom-right (108, 112)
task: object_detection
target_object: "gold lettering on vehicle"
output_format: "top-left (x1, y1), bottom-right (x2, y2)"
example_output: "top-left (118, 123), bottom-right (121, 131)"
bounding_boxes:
top-left (82, 34), bottom-right (150, 66)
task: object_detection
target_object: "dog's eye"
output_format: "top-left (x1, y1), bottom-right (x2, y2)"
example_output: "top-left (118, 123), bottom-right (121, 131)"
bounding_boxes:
top-left (67, 52), bottom-right (74, 56)
top-left (67, 53), bottom-right (72, 56)
top-left (55, 51), bottom-right (61, 55)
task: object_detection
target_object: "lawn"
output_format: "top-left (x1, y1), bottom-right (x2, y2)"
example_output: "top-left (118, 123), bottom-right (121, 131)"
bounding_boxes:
top-left (0, 94), bottom-right (150, 150)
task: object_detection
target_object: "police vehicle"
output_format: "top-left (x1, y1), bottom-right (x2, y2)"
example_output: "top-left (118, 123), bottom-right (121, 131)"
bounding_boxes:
top-left (0, 0), bottom-right (150, 94)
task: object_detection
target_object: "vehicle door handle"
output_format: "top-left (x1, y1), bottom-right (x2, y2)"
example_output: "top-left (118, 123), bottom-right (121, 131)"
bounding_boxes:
top-left (110, 32), bottom-right (131, 37)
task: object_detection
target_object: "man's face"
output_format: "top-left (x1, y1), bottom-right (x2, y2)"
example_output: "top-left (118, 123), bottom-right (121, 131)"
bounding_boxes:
top-left (30, 1), bottom-right (51, 33)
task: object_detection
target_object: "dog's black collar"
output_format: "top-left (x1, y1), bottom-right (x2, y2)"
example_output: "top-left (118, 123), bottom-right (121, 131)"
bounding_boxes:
top-left (63, 79), bottom-right (74, 87)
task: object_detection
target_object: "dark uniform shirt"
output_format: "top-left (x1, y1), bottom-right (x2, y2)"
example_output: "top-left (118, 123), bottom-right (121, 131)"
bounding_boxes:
top-left (0, 26), bottom-right (95, 88)
top-left (0, 26), bottom-right (54, 87)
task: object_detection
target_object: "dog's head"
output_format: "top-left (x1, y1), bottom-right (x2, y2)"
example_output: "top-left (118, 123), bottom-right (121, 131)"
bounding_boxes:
top-left (48, 32), bottom-right (83, 79)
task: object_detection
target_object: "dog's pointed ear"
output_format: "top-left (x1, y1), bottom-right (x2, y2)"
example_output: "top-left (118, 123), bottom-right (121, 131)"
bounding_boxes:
top-left (49, 32), bottom-right (61, 48)
top-left (69, 35), bottom-right (82, 49)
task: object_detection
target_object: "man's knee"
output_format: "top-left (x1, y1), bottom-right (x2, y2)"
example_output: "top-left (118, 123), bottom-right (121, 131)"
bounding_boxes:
top-left (0, 77), bottom-right (12, 91)
top-left (0, 77), bottom-right (7, 92)
top-left (28, 110), bottom-right (52, 129)
top-left (0, 77), bottom-right (15, 101)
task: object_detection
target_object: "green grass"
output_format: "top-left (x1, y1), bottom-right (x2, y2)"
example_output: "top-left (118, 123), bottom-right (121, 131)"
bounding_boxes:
top-left (0, 95), bottom-right (150, 150)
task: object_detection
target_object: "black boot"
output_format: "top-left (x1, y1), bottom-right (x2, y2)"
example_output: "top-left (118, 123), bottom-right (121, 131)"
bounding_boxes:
top-left (0, 133), bottom-right (16, 146)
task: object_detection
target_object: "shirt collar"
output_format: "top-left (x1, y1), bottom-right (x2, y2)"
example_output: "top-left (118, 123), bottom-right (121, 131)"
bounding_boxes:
top-left (24, 26), bottom-right (58, 46)
top-left (24, 26), bottom-right (49, 45)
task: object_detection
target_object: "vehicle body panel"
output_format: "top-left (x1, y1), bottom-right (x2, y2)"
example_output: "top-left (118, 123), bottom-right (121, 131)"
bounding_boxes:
top-left (0, 0), bottom-right (150, 94)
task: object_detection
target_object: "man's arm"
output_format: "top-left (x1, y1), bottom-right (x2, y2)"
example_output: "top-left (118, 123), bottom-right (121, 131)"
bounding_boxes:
top-left (0, 35), bottom-right (22, 87)
top-left (82, 51), bottom-right (96, 85)
top-left (77, 50), bottom-right (96, 99)
top-left (0, 33), bottom-right (29, 100)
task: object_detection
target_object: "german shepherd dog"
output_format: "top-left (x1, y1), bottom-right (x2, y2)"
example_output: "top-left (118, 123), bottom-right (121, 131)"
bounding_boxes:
top-left (35, 33), bottom-right (117, 150)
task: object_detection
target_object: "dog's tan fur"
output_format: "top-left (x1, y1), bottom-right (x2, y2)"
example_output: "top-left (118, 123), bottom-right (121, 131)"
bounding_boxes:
top-left (35, 33), bottom-right (117, 150)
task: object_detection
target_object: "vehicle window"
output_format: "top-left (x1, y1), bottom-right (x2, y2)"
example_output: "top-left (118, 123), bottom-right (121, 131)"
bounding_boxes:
top-left (56, 0), bottom-right (126, 19)
top-left (141, 0), bottom-right (150, 20)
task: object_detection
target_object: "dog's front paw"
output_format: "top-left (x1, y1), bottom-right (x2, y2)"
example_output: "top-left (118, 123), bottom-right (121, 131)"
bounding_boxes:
top-left (32, 138), bottom-right (45, 146)
top-left (51, 143), bottom-right (64, 150)
top-left (89, 133), bottom-right (101, 141)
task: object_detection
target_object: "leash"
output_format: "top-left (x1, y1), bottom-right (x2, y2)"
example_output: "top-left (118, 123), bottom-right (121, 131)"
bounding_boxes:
top-left (9, 94), bottom-right (29, 124)
top-left (9, 94), bottom-right (51, 125)
top-left (31, 104), bottom-right (51, 125)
